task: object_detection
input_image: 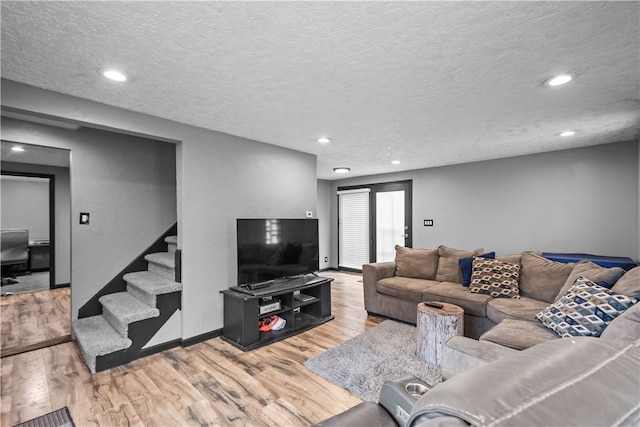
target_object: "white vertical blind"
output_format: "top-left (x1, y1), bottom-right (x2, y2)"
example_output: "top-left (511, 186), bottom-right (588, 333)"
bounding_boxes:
top-left (338, 188), bottom-right (370, 270)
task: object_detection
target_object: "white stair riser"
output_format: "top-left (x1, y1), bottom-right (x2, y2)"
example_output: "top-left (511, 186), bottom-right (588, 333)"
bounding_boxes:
top-left (102, 308), bottom-right (129, 337)
top-left (77, 341), bottom-right (97, 374)
top-left (148, 262), bottom-right (175, 280)
top-left (127, 284), bottom-right (157, 307)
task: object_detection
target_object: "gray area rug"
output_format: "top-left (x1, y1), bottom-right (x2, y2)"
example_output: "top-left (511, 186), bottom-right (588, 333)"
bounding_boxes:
top-left (304, 320), bottom-right (442, 402)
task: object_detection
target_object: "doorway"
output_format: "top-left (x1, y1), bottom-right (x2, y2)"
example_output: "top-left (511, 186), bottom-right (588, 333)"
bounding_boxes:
top-left (1, 173), bottom-right (54, 293)
top-left (373, 181), bottom-right (412, 262)
top-left (338, 180), bottom-right (412, 270)
top-left (1, 141), bottom-right (72, 356)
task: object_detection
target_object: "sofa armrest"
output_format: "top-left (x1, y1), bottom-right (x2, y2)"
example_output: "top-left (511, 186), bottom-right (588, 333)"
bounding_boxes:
top-left (379, 376), bottom-right (431, 426)
top-left (362, 262), bottom-right (396, 314)
top-left (440, 336), bottom-right (518, 380)
top-left (410, 338), bottom-right (640, 427)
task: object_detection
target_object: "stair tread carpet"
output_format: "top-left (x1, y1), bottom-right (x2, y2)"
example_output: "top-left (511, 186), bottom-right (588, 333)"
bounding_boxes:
top-left (99, 292), bottom-right (160, 324)
top-left (145, 252), bottom-right (175, 268)
top-left (123, 271), bottom-right (182, 295)
top-left (165, 235), bottom-right (177, 245)
top-left (73, 315), bottom-right (132, 355)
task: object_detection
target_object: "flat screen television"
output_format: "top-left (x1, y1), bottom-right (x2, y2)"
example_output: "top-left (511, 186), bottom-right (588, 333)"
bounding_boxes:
top-left (236, 218), bottom-right (319, 286)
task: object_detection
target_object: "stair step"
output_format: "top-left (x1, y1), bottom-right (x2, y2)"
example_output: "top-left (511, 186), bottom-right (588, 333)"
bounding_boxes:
top-left (165, 235), bottom-right (178, 255)
top-left (145, 252), bottom-right (176, 280)
top-left (100, 292), bottom-right (160, 336)
top-left (73, 316), bottom-right (132, 374)
top-left (124, 271), bottom-right (182, 307)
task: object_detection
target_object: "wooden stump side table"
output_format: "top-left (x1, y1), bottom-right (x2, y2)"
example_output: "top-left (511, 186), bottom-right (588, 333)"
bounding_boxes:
top-left (416, 302), bottom-right (464, 368)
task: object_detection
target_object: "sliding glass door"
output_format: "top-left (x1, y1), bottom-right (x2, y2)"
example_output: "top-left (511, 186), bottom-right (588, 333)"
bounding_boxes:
top-left (338, 180), bottom-right (412, 270)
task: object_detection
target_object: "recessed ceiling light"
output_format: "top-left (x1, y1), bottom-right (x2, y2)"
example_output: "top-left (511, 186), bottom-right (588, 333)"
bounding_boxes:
top-left (318, 137), bottom-right (331, 144)
top-left (333, 167), bottom-right (350, 174)
top-left (11, 146), bottom-right (24, 152)
top-left (559, 130), bottom-right (576, 137)
top-left (391, 160), bottom-right (401, 165)
top-left (101, 68), bottom-right (128, 82)
top-left (545, 74), bottom-right (573, 87)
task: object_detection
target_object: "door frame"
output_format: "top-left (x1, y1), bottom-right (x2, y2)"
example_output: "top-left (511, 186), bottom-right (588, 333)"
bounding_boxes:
top-left (371, 180), bottom-right (413, 259)
top-left (337, 179), bottom-right (412, 267)
top-left (1, 171), bottom-right (56, 289)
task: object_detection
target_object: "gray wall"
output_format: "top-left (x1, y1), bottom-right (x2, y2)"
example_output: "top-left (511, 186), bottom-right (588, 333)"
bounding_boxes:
top-left (1, 161), bottom-right (71, 285)
top-left (2, 79), bottom-right (317, 340)
top-left (328, 140), bottom-right (640, 263)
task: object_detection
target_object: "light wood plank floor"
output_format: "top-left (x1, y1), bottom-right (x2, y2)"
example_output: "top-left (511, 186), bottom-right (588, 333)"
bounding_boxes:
top-left (1, 271), bottom-right (385, 426)
top-left (1, 288), bottom-right (72, 358)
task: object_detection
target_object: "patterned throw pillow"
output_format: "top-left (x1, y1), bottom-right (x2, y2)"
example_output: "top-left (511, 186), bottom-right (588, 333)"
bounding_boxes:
top-left (469, 258), bottom-right (521, 299)
top-left (536, 277), bottom-right (638, 338)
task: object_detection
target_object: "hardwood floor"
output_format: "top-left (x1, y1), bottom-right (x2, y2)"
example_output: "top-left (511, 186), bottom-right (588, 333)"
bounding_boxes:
top-left (1, 271), bottom-right (385, 426)
top-left (0, 288), bottom-right (71, 358)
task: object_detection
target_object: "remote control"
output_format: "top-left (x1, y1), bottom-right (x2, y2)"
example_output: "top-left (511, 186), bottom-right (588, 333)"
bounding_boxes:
top-left (424, 301), bottom-right (443, 309)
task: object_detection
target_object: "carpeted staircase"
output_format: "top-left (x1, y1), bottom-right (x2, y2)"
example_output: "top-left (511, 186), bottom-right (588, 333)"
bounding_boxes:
top-left (73, 236), bottom-right (182, 373)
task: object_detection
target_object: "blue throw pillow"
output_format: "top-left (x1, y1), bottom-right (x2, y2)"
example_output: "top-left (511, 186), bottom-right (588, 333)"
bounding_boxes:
top-left (459, 252), bottom-right (495, 286)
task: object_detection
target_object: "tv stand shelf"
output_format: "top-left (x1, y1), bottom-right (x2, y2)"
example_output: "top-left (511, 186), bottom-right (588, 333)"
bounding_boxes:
top-left (221, 276), bottom-right (333, 351)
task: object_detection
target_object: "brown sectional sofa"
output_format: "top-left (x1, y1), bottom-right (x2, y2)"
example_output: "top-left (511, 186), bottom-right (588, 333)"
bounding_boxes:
top-left (318, 247), bottom-right (639, 426)
top-left (363, 245), bottom-right (637, 345)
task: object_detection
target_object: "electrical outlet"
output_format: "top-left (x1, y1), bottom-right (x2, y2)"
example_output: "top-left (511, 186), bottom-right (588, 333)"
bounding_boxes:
top-left (324, 257), bottom-right (328, 262)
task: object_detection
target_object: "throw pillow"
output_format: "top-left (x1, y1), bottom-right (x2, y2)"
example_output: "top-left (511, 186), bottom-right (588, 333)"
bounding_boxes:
top-left (468, 258), bottom-right (521, 299)
top-left (436, 245), bottom-right (484, 284)
top-left (554, 260), bottom-right (626, 302)
top-left (459, 252), bottom-right (496, 287)
top-left (519, 252), bottom-right (575, 303)
top-left (536, 277), bottom-right (638, 338)
top-left (394, 245), bottom-right (439, 280)
top-left (611, 266), bottom-right (640, 300)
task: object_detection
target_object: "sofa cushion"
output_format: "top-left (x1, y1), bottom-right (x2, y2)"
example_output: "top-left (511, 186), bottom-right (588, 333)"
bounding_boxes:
top-left (496, 253), bottom-right (522, 266)
top-left (436, 245), bottom-right (484, 284)
top-left (554, 260), bottom-right (626, 301)
top-left (422, 282), bottom-right (492, 317)
top-left (536, 277), bottom-right (638, 338)
top-left (377, 276), bottom-right (440, 302)
top-left (459, 252), bottom-right (495, 287)
top-left (469, 258), bottom-right (520, 299)
top-left (479, 319), bottom-right (559, 350)
top-left (486, 296), bottom-right (549, 324)
top-left (611, 266), bottom-right (640, 299)
top-left (599, 300), bottom-right (640, 343)
top-left (394, 245), bottom-right (439, 280)
top-left (519, 252), bottom-right (575, 303)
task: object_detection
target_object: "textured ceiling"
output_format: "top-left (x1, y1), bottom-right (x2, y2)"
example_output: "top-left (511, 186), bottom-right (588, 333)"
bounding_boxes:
top-left (1, 1), bottom-right (638, 180)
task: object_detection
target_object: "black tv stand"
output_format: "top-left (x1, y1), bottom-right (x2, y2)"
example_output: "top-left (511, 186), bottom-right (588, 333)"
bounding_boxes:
top-left (221, 275), bottom-right (333, 351)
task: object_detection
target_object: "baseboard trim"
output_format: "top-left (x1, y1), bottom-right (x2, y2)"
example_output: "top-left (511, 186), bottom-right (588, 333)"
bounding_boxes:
top-left (124, 328), bottom-right (223, 359)
top-left (53, 283), bottom-right (70, 289)
top-left (138, 339), bottom-right (182, 359)
top-left (180, 329), bottom-right (222, 348)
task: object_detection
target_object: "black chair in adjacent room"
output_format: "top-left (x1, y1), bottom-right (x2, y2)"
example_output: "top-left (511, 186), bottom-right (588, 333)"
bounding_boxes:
top-left (1, 228), bottom-right (29, 286)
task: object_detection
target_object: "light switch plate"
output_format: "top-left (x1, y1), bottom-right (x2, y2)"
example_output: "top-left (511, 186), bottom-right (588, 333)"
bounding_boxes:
top-left (80, 212), bottom-right (90, 225)
top-left (424, 219), bottom-right (434, 226)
